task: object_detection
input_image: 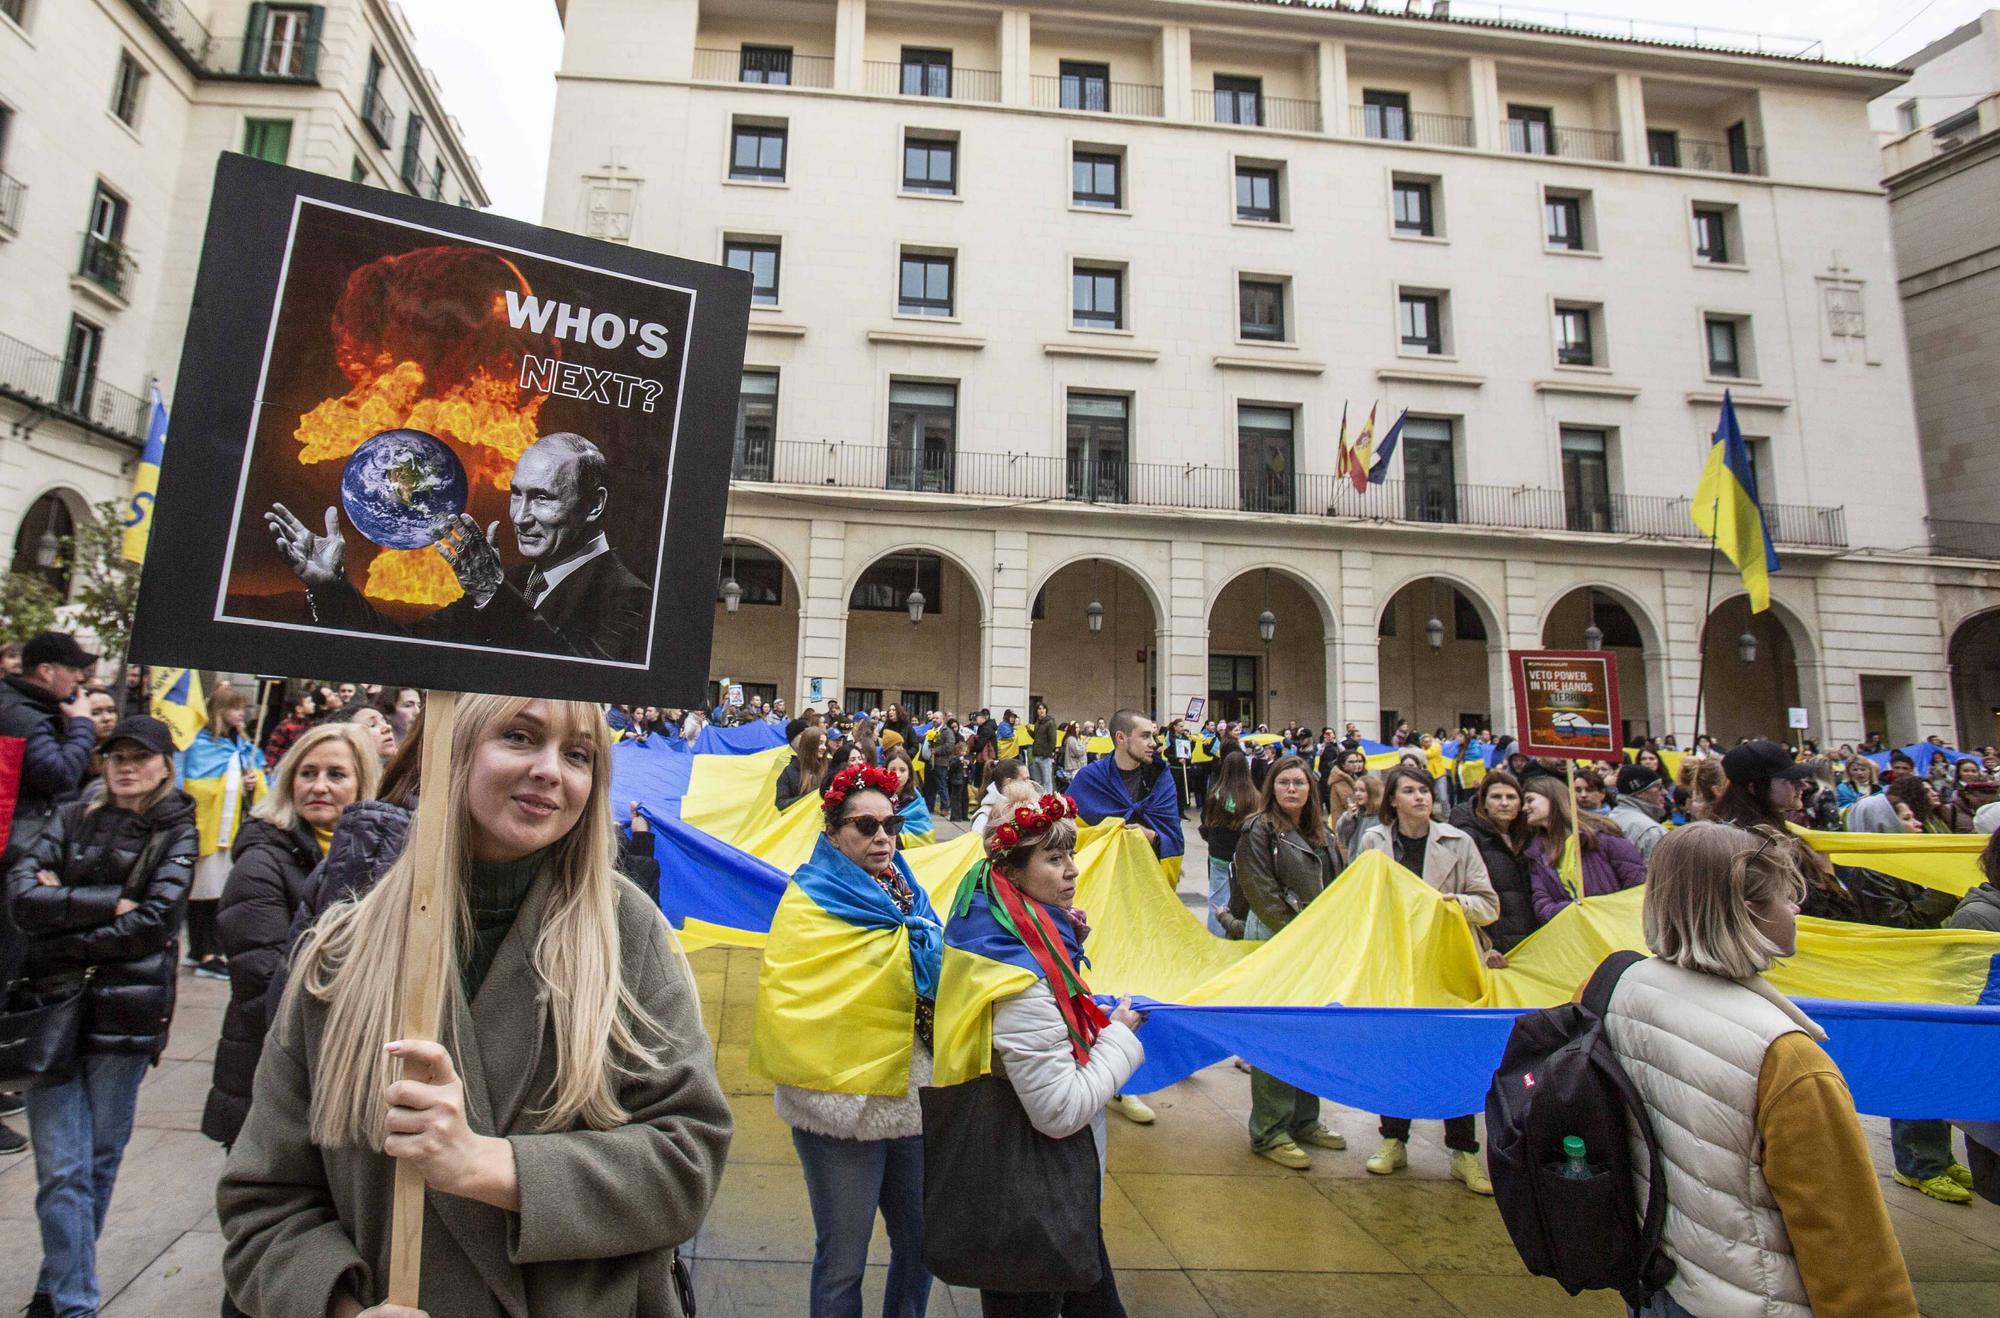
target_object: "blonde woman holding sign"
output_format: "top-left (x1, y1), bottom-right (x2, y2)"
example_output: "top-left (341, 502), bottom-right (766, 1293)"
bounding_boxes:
top-left (217, 696), bottom-right (732, 1318)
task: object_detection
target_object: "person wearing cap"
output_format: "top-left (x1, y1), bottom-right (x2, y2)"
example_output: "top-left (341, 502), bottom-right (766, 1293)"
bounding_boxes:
top-left (1607, 763), bottom-right (1669, 860)
top-left (4, 715), bottom-right (197, 1318)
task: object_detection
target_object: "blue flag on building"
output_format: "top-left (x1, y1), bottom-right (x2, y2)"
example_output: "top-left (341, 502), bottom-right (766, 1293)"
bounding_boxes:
top-left (1366, 408), bottom-right (1409, 484)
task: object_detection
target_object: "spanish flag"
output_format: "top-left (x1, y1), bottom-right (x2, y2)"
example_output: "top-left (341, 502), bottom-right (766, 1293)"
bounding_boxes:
top-left (149, 667), bottom-right (207, 751)
top-left (120, 386), bottom-right (167, 565)
top-left (750, 834), bottom-right (943, 1095)
top-left (1691, 390), bottom-right (1778, 612)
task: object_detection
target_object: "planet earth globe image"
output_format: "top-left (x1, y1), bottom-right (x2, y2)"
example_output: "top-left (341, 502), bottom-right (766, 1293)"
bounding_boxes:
top-left (338, 428), bottom-right (470, 550)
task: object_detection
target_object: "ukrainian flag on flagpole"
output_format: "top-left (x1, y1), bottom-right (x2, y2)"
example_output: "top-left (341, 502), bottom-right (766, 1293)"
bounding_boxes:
top-left (120, 385), bottom-right (167, 565)
top-left (1690, 389), bottom-right (1779, 612)
top-left (150, 667), bottom-right (207, 751)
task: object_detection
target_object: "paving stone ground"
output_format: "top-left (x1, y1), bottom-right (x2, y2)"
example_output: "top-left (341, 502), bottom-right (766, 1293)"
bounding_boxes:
top-left (4, 822), bottom-right (1996, 1315)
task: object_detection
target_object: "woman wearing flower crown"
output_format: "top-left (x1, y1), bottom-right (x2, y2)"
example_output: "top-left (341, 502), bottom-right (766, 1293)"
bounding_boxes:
top-left (935, 793), bottom-right (1147, 1315)
top-left (750, 763), bottom-right (944, 1318)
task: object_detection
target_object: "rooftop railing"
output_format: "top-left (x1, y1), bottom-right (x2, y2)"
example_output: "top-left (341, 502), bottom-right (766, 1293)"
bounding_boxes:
top-left (1926, 519), bottom-right (2000, 560)
top-left (1374, 1), bottom-right (1825, 60)
top-left (1029, 76), bottom-right (1164, 118)
top-left (729, 440), bottom-right (1849, 548)
top-left (121, 1), bottom-right (323, 81)
top-left (1652, 136), bottom-right (1767, 176)
top-left (1503, 119), bottom-right (1623, 162)
top-left (0, 329), bottom-right (149, 443)
top-left (692, 47), bottom-right (837, 89)
top-left (864, 61), bottom-right (1000, 103)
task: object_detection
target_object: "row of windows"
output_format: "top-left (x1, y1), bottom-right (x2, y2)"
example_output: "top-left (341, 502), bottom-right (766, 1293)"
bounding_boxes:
top-left (730, 120), bottom-right (1748, 267)
top-left (721, 232), bottom-right (1757, 378)
top-left (730, 370), bottom-right (1777, 516)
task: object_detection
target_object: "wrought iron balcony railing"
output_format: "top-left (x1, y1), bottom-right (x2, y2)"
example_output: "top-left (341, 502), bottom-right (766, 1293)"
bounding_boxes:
top-left (692, 47), bottom-right (837, 89)
top-left (1503, 119), bottom-right (1623, 162)
top-left (0, 329), bottom-right (149, 442)
top-left (1195, 92), bottom-right (1321, 133)
top-left (863, 61), bottom-right (1000, 103)
top-left (728, 441), bottom-right (1849, 548)
top-left (1350, 105), bottom-right (1477, 147)
top-left (1028, 76), bottom-right (1164, 118)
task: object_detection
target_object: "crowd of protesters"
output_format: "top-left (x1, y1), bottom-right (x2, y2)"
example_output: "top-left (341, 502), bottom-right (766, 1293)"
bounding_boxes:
top-left (2, 627), bottom-right (1995, 1316)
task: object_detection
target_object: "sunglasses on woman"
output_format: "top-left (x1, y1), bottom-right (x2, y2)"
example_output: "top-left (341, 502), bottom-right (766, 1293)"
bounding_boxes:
top-left (842, 814), bottom-right (906, 838)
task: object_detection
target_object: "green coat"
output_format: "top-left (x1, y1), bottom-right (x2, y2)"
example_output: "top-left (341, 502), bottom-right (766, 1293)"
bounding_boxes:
top-left (218, 876), bottom-right (732, 1318)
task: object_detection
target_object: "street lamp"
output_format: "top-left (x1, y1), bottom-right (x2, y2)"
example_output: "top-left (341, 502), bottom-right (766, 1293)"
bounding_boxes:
top-left (1086, 600), bottom-right (1105, 634)
top-left (1257, 608), bottom-right (1276, 644)
top-left (1583, 622), bottom-right (1604, 651)
top-left (1425, 615), bottom-right (1445, 651)
top-left (33, 527), bottom-right (60, 569)
top-left (1738, 631), bottom-right (1758, 664)
top-left (720, 576), bottom-right (743, 613)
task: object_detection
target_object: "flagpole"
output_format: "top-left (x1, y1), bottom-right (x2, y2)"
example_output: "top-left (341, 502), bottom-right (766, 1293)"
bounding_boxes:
top-left (1690, 495), bottom-right (1721, 749)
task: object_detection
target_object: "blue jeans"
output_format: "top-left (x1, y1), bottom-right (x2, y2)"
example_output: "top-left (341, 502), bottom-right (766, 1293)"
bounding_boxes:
top-left (26, 1051), bottom-right (152, 1318)
top-left (1030, 757), bottom-right (1055, 791)
top-left (1206, 859), bottom-right (1233, 937)
top-left (1628, 1289), bottom-right (1693, 1317)
top-left (792, 1128), bottom-right (931, 1318)
top-left (1891, 1118), bottom-right (1955, 1179)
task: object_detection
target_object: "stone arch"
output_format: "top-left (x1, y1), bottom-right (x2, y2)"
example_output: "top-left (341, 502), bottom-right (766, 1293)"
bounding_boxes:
top-left (1028, 549), bottom-right (1169, 633)
top-left (842, 545), bottom-right (988, 716)
top-left (1539, 583), bottom-right (1668, 742)
top-left (1204, 562), bottom-right (1338, 640)
top-left (840, 541), bottom-right (992, 624)
top-left (1949, 607), bottom-right (2000, 750)
top-left (1029, 556), bottom-right (1162, 723)
top-left (1699, 591), bottom-right (1822, 744)
top-left (1375, 572), bottom-right (1506, 740)
top-left (1206, 565), bottom-right (1336, 728)
top-left (710, 532), bottom-right (806, 711)
top-left (7, 486), bottom-right (90, 597)
top-left (1373, 566), bottom-right (1504, 642)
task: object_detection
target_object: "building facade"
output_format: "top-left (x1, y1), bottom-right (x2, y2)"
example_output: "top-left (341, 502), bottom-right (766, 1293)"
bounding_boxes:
top-left (545, 0), bottom-right (2000, 745)
top-left (1876, 12), bottom-right (2000, 748)
top-left (0, 0), bottom-right (485, 628)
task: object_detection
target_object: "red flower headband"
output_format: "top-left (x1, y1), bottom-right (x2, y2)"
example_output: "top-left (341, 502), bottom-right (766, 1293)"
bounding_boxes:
top-left (821, 763), bottom-right (902, 816)
top-left (988, 793), bottom-right (1079, 855)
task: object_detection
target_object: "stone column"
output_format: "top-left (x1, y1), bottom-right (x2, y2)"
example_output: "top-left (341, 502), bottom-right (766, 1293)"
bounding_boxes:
top-left (1337, 550), bottom-right (1377, 728)
top-left (1660, 567), bottom-right (1706, 741)
top-left (833, 0), bottom-right (867, 92)
top-left (1000, 9), bottom-right (1032, 107)
top-left (1613, 71), bottom-right (1648, 166)
top-left (987, 529), bottom-right (1030, 709)
top-left (1465, 55), bottom-right (1501, 150)
top-left (1166, 540), bottom-right (1207, 718)
top-left (1315, 40), bottom-right (1349, 136)
top-left (1157, 23), bottom-right (1193, 122)
top-left (798, 519), bottom-right (849, 709)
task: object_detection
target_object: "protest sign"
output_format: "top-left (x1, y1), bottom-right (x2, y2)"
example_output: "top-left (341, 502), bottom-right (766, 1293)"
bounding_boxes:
top-left (1508, 650), bottom-right (1623, 763)
top-left (130, 153), bottom-right (751, 707)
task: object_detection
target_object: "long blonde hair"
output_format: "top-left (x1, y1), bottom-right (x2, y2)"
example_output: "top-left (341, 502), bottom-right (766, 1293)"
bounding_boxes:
top-left (254, 723), bottom-right (379, 830)
top-left (283, 696), bottom-right (665, 1149)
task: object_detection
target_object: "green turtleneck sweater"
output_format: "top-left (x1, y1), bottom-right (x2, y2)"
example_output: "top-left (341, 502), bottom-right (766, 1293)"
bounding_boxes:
top-left (461, 849), bottom-right (548, 1001)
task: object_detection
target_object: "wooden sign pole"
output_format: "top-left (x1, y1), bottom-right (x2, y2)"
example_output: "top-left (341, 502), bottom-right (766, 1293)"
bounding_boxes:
top-left (386, 688), bottom-right (461, 1307)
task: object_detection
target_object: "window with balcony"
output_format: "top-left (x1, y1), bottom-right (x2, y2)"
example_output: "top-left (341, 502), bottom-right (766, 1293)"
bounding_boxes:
top-left (1060, 62), bottom-right (1109, 112)
top-left (1213, 75), bottom-right (1262, 126)
top-left (1692, 206), bottom-right (1731, 263)
top-left (886, 382), bottom-right (956, 491)
top-left (1071, 149), bottom-right (1122, 208)
top-left (401, 112), bottom-right (425, 189)
top-left (1554, 303), bottom-right (1597, 366)
top-left (725, 238), bottom-right (780, 306)
top-left (430, 154), bottom-right (445, 200)
top-left (1066, 392), bottom-right (1128, 503)
top-left (898, 251), bottom-right (954, 316)
top-left (59, 315), bottom-right (102, 414)
top-left (730, 121), bottom-right (787, 181)
top-left (740, 45), bottom-right (792, 84)
top-left (1507, 104), bottom-right (1554, 155)
top-left (258, 6), bottom-right (316, 79)
top-left (242, 118), bottom-right (293, 163)
top-left (733, 370), bottom-right (778, 479)
top-left (1234, 163), bottom-right (1280, 222)
top-left (903, 134), bottom-right (956, 194)
top-left (1362, 89), bottom-right (1410, 141)
top-left (1401, 416), bottom-right (1457, 523)
top-left (111, 50), bottom-right (145, 126)
top-left (361, 49), bottom-right (393, 146)
top-left (1398, 292), bottom-right (1443, 355)
top-left (1705, 315), bottom-right (1744, 377)
top-left (1238, 277), bottom-right (1285, 342)
top-left (1560, 426), bottom-right (1613, 532)
top-left (1725, 121), bottom-right (1751, 174)
top-left (1392, 176), bottom-right (1434, 237)
top-left (1544, 190), bottom-right (1587, 251)
top-left (1646, 129), bottom-right (1680, 168)
top-left (1237, 405), bottom-right (1295, 514)
top-left (902, 48), bottom-right (952, 98)
top-left (1072, 265), bottom-right (1123, 330)
top-left (80, 182), bottom-right (129, 297)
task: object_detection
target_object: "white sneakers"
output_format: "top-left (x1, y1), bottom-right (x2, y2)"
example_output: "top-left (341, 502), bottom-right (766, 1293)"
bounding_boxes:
top-left (1107, 1093), bottom-right (1155, 1124)
top-left (1451, 1148), bottom-right (1494, 1196)
top-left (1365, 1137), bottom-right (1408, 1175)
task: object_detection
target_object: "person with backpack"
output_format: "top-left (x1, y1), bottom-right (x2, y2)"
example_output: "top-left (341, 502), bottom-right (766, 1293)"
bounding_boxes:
top-left (1515, 822), bottom-right (1918, 1316)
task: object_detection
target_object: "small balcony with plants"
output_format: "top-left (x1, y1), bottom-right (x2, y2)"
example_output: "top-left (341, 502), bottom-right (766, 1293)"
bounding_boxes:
top-left (75, 235), bottom-right (138, 306)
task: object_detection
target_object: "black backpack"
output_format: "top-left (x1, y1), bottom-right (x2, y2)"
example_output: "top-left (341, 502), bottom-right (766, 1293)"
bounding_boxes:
top-left (1485, 950), bottom-right (1676, 1307)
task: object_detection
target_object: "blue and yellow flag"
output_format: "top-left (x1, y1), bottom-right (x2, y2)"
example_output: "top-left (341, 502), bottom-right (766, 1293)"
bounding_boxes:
top-left (1691, 390), bottom-right (1779, 612)
top-left (149, 667), bottom-right (206, 751)
top-left (120, 386), bottom-right (167, 565)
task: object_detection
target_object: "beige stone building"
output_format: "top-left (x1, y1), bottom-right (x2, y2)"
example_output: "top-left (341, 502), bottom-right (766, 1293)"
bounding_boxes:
top-left (0, 0), bottom-right (484, 641)
top-left (546, 0), bottom-right (2000, 745)
top-left (1876, 11), bottom-right (2000, 748)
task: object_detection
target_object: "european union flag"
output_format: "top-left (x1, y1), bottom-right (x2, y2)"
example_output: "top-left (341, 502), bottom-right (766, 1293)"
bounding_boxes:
top-left (1691, 390), bottom-right (1779, 612)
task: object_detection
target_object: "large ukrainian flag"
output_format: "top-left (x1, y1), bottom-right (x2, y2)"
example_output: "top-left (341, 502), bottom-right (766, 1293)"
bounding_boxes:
top-left (1691, 390), bottom-right (1779, 612)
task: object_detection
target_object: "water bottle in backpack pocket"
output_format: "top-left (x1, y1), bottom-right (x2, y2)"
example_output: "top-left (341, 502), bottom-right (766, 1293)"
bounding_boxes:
top-left (1484, 950), bottom-right (1676, 1308)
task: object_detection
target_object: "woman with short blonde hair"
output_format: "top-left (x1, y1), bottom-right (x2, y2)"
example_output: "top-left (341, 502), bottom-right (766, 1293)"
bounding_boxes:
top-left (1596, 823), bottom-right (1917, 1317)
top-left (218, 696), bottom-right (732, 1318)
top-left (254, 723), bottom-right (380, 832)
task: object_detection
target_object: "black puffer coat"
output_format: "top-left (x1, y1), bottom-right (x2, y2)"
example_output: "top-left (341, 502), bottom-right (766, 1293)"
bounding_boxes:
top-left (4, 791), bottom-right (198, 1057)
top-left (201, 816), bottom-right (321, 1145)
top-left (1450, 801), bottom-right (1539, 953)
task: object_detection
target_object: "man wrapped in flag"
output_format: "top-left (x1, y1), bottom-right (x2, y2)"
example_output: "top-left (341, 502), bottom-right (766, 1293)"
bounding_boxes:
top-left (929, 792), bottom-right (1146, 1304)
top-left (1691, 390), bottom-right (1779, 612)
top-left (1065, 708), bottom-right (1185, 885)
top-left (750, 763), bottom-right (944, 1315)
